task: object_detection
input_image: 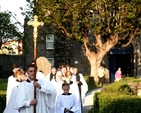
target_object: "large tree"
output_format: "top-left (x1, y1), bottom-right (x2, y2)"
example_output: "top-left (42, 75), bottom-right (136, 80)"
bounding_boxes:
top-left (27, 0), bottom-right (141, 82)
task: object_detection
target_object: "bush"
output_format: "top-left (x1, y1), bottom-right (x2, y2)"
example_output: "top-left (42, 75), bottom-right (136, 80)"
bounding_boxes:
top-left (84, 76), bottom-right (96, 91)
top-left (0, 79), bottom-right (7, 93)
top-left (93, 92), bottom-right (141, 113)
top-left (88, 77), bottom-right (141, 113)
top-left (102, 79), bottom-right (134, 95)
top-left (0, 94), bottom-right (6, 113)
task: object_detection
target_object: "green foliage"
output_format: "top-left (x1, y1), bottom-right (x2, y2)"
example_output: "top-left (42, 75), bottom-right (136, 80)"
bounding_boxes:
top-left (122, 77), bottom-right (141, 83)
top-left (118, 84), bottom-right (134, 95)
top-left (96, 93), bottom-right (141, 113)
top-left (0, 94), bottom-right (6, 113)
top-left (0, 11), bottom-right (23, 40)
top-left (89, 77), bottom-right (141, 113)
top-left (84, 76), bottom-right (96, 92)
top-left (102, 79), bottom-right (134, 95)
top-left (33, 0), bottom-right (141, 40)
top-left (21, 0), bottom-right (34, 19)
top-left (23, 0), bottom-right (141, 80)
top-left (0, 79), bottom-right (7, 113)
top-left (0, 79), bottom-right (7, 94)
top-left (93, 92), bottom-right (101, 113)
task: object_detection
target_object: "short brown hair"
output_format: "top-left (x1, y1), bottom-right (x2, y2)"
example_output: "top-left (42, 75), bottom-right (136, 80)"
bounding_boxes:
top-left (62, 82), bottom-right (70, 88)
top-left (12, 64), bottom-right (19, 70)
top-left (59, 64), bottom-right (66, 69)
top-left (65, 71), bottom-right (72, 78)
top-left (26, 64), bottom-right (35, 71)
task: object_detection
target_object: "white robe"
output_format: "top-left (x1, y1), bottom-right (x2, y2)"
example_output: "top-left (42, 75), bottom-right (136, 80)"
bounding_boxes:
top-left (71, 74), bottom-right (77, 83)
top-left (56, 94), bottom-right (80, 113)
top-left (6, 75), bottom-right (20, 105)
top-left (36, 71), bottom-right (45, 80)
top-left (65, 81), bottom-right (81, 113)
top-left (78, 73), bottom-right (88, 103)
top-left (51, 79), bottom-right (64, 99)
top-left (68, 81), bottom-right (80, 102)
top-left (45, 73), bottom-right (55, 82)
top-left (14, 79), bottom-right (57, 113)
top-left (51, 79), bottom-right (64, 113)
top-left (3, 86), bottom-right (19, 113)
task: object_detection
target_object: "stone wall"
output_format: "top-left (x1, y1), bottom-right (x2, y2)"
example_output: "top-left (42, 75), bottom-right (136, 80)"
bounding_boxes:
top-left (0, 55), bottom-right (25, 71)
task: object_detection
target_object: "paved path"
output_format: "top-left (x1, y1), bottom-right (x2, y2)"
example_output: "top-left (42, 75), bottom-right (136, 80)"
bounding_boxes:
top-left (83, 88), bottom-right (102, 113)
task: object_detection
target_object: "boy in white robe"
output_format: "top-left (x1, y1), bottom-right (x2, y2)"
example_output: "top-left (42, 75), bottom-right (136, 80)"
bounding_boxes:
top-left (56, 82), bottom-right (80, 113)
top-left (63, 71), bottom-right (81, 113)
top-left (6, 64), bottom-right (19, 105)
top-left (3, 70), bottom-right (27, 113)
top-left (14, 64), bottom-right (57, 113)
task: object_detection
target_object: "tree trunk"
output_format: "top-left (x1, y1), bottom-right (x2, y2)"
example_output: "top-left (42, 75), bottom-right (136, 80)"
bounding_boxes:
top-left (89, 56), bottom-right (103, 82)
top-left (84, 34), bottom-right (118, 82)
top-left (89, 58), bottom-right (98, 82)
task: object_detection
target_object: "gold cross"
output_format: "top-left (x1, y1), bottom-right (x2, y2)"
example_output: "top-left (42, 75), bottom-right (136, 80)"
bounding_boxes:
top-left (27, 15), bottom-right (44, 40)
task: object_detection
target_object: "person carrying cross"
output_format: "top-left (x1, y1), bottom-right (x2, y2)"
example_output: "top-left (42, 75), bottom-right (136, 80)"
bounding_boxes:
top-left (14, 64), bottom-right (57, 113)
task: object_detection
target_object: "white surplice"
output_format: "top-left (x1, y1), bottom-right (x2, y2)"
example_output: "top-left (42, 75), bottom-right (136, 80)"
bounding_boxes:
top-left (67, 81), bottom-right (80, 102)
top-left (6, 75), bottom-right (20, 105)
top-left (3, 86), bottom-right (19, 113)
top-left (78, 73), bottom-right (88, 103)
top-left (14, 79), bottom-right (57, 113)
top-left (56, 94), bottom-right (80, 113)
top-left (64, 81), bottom-right (81, 113)
top-left (36, 71), bottom-right (45, 79)
top-left (71, 74), bottom-right (77, 83)
top-left (51, 79), bottom-right (64, 113)
top-left (45, 73), bottom-right (55, 82)
top-left (51, 79), bottom-right (64, 99)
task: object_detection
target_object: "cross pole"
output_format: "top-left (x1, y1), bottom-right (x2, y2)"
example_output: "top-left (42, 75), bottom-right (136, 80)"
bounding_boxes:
top-left (27, 15), bottom-right (44, 113)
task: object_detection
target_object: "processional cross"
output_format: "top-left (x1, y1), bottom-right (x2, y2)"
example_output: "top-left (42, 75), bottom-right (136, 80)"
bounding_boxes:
top-left (27, 15), bottom-right (44, 113)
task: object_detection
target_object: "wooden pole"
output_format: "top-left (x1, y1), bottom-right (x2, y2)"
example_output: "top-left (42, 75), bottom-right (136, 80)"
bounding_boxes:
top-left (33, 36), bottom-right (37, 113)
top-left (27, 15), bottom-right (44, 113)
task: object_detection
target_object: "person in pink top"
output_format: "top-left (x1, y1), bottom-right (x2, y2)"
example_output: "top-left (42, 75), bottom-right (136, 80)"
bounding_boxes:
top-left (115, 67), bottom-right (122, 82)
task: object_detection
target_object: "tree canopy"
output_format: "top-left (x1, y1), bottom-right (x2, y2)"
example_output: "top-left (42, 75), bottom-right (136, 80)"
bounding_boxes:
top-left (0, 11), bottom-right (23, 47)
top-left (25, 0), bottom-right (141, 81)
top-left (35, 0), bottom-right (141, 46)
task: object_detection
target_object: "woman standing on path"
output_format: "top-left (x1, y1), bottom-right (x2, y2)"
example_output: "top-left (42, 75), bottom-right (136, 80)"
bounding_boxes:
top-left (115, 67), bottom-right (122, 82)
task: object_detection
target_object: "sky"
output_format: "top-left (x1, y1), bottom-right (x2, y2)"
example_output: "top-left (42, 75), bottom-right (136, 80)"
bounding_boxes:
top-left (0, 0), bottom-right (28, 32)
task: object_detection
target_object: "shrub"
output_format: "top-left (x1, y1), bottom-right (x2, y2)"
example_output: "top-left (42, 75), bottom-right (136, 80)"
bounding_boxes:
top-left (84, 76), bottom-right (96, 91)
top-left (0, 79), bottom-right (7, 93)
top-left (88, 77), bottom-right (141, 113)
top-left (95, 93), bottom-right (141, 113)
top-left (0, 94), bottom-right (6, 113)
top-left (102, 79), bottom-right (135, 95)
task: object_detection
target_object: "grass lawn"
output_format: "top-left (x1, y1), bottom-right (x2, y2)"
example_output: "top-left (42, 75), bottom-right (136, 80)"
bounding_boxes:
top-left (0, 79), bottom-right (7, 94)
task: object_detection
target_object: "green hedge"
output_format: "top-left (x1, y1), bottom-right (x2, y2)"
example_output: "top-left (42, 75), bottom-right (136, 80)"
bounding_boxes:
top-left (91, 92), bottom-right (141, 113)
top-left (0, 94), bottom-right (6, 113)
top-left (0, 79), bottom-right (7, 95)
top-left (88, 77), bottom-right (141, 113)
top-left (102, 80), bottom-right (134, 95)
top-left (0, 79), bottom-right (7, 112)
top-left (84, 76), bottom-right (96, 92)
